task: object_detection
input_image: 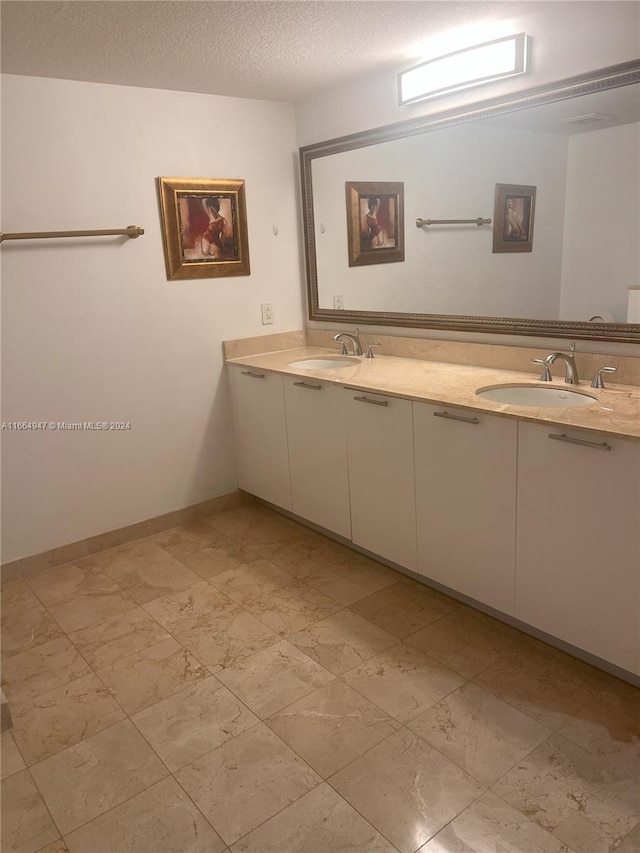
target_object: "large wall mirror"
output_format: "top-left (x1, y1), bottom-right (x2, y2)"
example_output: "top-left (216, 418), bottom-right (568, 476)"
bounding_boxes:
top-left (301, 61), bottom-right (640, 343)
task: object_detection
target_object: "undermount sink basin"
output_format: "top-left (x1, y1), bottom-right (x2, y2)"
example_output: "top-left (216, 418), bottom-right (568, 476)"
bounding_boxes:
top-left (288, 357), bottom-right (359, 370)
top-left (476, 384), bottom-right (597, 408)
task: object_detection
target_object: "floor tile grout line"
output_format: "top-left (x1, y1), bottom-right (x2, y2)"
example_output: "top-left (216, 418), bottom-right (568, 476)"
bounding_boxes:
top-left (49, 571), bottom-right (301, 722)
top-left (321, 717), bottom-right (545, 852)
top-left (168, 765), bottom-right (241, 848)
top-left (1, 727), bottom-right (30, 776)
top-left (179, 724), bottom-right (406, 853)
top-left (26, 719), bottom-right (181, 842)
top-left (333, 659), bottom-right (469, 733)
top-left (58, 775), bottom-right (197, 846)
top-left (24, 762), bottom-right (68, 847)
top-left (27, 582), bottom-right (140, 642)
top-left (467, 663), bottom-right (586, 733)
top-left (210, 644), bottom-right (335, 721)
top-left (321, 760), bottom-right (409, 853)
top-left (128, 683), bottom-right (263, 774)
top-left (261, 703), bottom-right (405, 780)
top-left (12, 625), bottom-right (207, 765)
top-left (481, 784), bottom-right (572, 850)
top-left (414, 782), bottom-right (491, 852)
top-left (227, 777), bottom-right (405, 852)
top-left (171, 723), bottom-right (327, 848)
top-left (483, 730), bottom-right (608, 851)
top-left (27, 725), bottom-right (164, 846)
top-left (1, 631), bottom-right (103, 712)
top-left (9, 686), bottom-right (129, 770)
top-left (403, 696), bottom-right (549, 792)
top-left (334, 629), bottom-right (467, 685)
top-left (469, 665), bottom-right (568, 730)
top-left (88, 635), bottom-right (212, 718)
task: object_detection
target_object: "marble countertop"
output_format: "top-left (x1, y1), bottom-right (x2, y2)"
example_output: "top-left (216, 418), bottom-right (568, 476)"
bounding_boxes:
top-left (226, 346), bottom-right (640, 441)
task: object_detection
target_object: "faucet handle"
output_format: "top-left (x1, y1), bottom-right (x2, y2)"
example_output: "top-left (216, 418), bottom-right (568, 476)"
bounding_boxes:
top-left (365, 342), bottom-right (381, 359)
top-left (332, 333), bottom-right (348, 354)
top-left (531, 358), bottom-right (552, 382)
top-left (590, 366), bottom-right (616, 389)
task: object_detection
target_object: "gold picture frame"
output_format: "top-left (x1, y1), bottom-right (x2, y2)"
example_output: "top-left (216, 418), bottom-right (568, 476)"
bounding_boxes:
top-left (493, 183), bottom-right (536, 253)
top-left (157, 177), bottom-right (250, 280)
top-left (345, 181), bottom-right (404, 266)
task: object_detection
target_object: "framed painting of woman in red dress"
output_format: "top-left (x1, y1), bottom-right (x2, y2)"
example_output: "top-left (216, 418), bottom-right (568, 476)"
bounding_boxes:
top-left (345, 181), bottom-right (404, 267)
top-left (158, 177), bottom-right (250, 279)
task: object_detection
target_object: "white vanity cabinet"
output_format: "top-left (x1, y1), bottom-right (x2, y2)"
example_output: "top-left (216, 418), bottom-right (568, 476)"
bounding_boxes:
top-left (228, 355), bottom-right (640, 679)
top-left (344, 389), bottom-right (417, 570)
top-left (228, 365), bottom-right (292, 510)
top-left (516, 422), bottom-right (640, 674)
top-left (413, 403), bottom-right (518, 614)
top-left (283, 377), bottom-right (351, 538)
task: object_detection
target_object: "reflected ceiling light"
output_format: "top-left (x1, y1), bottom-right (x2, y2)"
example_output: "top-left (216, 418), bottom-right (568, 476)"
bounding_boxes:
top-left (399, 33), bottom-right (530, 106)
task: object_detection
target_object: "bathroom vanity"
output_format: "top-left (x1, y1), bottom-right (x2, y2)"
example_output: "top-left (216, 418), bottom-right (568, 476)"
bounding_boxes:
top-left (226, 343), bottom-right (640, 681)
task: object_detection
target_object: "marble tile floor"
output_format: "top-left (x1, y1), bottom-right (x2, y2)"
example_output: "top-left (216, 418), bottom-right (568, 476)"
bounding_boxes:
top-left (1, 502), bottom-right (639, 853)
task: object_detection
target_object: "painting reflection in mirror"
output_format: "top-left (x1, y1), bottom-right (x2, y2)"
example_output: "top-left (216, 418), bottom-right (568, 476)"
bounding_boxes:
top-left (345, 181), bottom-right (404, 266)
top-left (493, 183), bottom-right (536, 253)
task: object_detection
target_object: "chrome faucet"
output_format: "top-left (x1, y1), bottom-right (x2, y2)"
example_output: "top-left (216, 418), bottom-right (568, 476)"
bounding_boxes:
top-left (530, 358), bottom-right (552, 382)
top-left (591, 366), bottom-right (616, 389)
top-left (332, 328), bottom-right (363, 356)
top-left (544, 350), bottom-right (579, 385)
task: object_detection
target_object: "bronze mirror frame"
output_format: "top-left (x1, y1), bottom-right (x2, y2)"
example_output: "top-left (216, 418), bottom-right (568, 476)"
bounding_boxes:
top-left (300, 60), bottom-right (640, 344)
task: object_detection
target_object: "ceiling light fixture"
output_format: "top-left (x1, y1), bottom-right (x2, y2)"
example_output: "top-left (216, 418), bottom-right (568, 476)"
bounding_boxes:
top-left (398, 32), bottom-right (530, 106)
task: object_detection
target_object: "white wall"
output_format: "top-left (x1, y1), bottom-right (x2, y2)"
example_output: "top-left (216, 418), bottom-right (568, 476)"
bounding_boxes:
top-left (1, 75), bottom-right (305, 562)
top-left (296, 2), bottom-right (640, 145)
top-left (560, 122), bottom-right (640, 322)
top-left (312, 123), bottom-right (568, 318)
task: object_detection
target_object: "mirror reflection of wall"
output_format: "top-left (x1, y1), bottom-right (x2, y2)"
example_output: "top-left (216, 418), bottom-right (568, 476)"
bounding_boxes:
top-left (313, 84), bottom-right (639, 324)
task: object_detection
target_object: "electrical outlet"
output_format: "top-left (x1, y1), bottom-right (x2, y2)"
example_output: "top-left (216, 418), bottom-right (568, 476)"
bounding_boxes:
top-left (261, 302), bottom-right (273, 325)
top-left (334, 294), bottom-right (344, 310)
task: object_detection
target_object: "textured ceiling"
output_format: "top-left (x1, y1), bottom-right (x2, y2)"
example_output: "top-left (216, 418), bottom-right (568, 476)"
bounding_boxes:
top-left (1, 0), bottom-right (537, 102)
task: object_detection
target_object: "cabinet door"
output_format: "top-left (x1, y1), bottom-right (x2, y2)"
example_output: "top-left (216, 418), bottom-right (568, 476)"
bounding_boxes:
top-left (284, 378), bottom-right (351, 538)
top-left (414, 403), bottom-right (517, 614)
top-left (229, 366), bottom-right (291, 510)
top-left (345, 389), bottom-right (417, 570)
top-left (516, 422), bottom-right (639, 674)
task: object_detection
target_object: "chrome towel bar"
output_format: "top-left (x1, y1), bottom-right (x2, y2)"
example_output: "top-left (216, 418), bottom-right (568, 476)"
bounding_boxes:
top-left (416, 217), bottom-right (491, 228)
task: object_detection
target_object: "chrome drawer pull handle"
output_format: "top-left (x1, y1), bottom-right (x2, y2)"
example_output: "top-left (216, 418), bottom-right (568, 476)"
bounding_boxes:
top-left (549, 433), bottom-right (612, 451)
top-left (433, 411), bottom-right (480, 425)
top-left (241, 371), bottom-right (265, 379)
top-left (353, 395), bottom-right (389, 407)
top-left (293, 381), bottom-right (322, 391)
